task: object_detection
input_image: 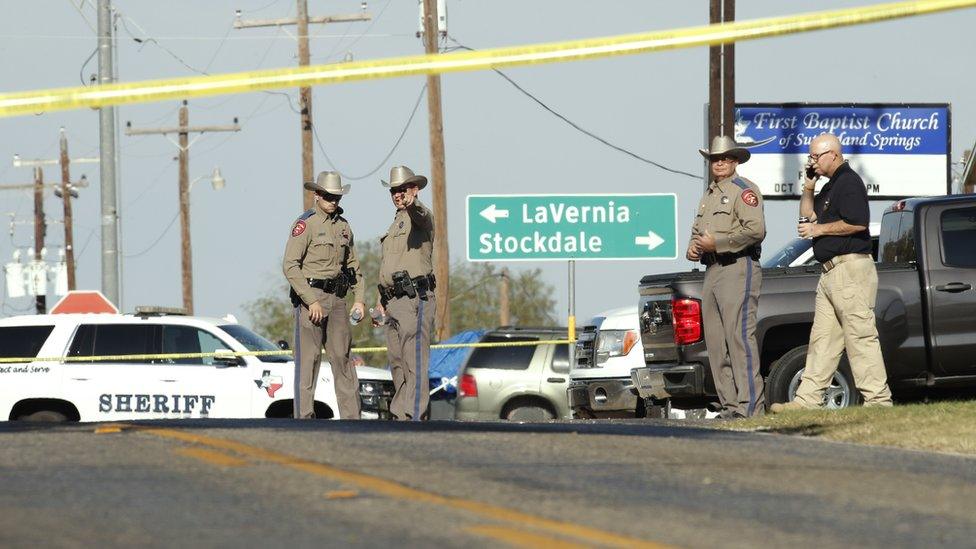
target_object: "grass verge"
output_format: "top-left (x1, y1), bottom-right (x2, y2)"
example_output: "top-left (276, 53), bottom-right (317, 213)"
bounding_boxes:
top-left (715, 400), bottom-right (976, 455)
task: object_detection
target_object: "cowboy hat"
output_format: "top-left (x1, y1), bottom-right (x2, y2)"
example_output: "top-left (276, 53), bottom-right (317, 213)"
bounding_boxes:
top-left (698, 135), bottom-right (751, 164)
top-left (304, 171), bottom-right (350, 195)
top-left (381, 165), bottom-right (427, 190)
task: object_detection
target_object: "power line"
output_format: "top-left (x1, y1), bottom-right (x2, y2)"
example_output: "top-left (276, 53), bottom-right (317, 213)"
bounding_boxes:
top-left (446, 36), bottom-right (699, 180)
top-left (315, 0), bottom-right (393, 63)
top-left (124, 210), bottom-right (178, 258)
top-left (312, 83), bottom-right (427, 181)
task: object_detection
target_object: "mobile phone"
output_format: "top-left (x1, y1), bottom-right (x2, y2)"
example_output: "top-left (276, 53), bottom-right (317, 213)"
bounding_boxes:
top-left (805, 165), bottom-right (817, 180)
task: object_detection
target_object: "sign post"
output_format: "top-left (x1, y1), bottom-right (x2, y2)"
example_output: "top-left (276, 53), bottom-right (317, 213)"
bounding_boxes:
top-left (467, 193), bottom-right (678, 375)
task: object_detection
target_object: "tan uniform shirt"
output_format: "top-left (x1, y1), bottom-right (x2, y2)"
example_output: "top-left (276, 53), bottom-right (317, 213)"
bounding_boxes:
top-left (691, 174), bottom-right (766, 254)
top-left (282, 207), bottom-right (365, 306)
top-left (379, 199), bottom-right (434, 287)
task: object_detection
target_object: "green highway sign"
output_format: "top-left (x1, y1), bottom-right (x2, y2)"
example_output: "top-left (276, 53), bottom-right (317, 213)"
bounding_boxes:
top-left (466, 194), bottom-right (677, 261)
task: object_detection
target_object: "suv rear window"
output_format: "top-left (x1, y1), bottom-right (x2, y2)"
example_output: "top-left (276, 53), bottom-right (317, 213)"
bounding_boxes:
top-left (0, 325), bottom-right (55, 359)
top-left (465, 335), bottom-right (538, 370)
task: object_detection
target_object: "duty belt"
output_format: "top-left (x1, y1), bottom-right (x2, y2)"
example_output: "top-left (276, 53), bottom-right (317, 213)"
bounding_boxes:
top-left (308, 276), bottom-right (349, 297)
top-left (821, 253), bottom-right (871, 274)
top-left (379, 274), bottom-right (436, 302)
top-left (701, 246), bottom-right (760, 267)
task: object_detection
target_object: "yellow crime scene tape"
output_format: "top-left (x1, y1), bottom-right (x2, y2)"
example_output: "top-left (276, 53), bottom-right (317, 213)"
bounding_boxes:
top-left (0, 338), bottom-right (576, 364)
top-left (0, 0), bottom-right (972, 117)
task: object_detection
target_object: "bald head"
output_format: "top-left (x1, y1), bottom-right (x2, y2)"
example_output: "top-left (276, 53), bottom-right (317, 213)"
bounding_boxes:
top-left (808, 133), bottom-right (845, 177)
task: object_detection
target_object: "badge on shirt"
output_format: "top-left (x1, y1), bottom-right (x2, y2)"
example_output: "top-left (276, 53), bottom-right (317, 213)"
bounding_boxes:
top-left (720, 196), bottom-right (730, 205)
top-left (741, 189), bottom-right (759, 207)
top-left (398, 221), bottom-right (404, 229)
top-left (291, 220), bottom-right (307, 237)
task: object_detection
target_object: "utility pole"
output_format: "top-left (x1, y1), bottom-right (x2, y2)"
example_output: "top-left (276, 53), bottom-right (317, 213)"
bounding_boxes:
top-left (499, 267), bottom-right (510, 326)
top-left (98, 0), bottom-right (121, 308)
top-left (59, 129), bottom-right (77, 291)
top-left (422, 0), bottom-right (450, 341)
top-left (12, 130), bottom-right (96, 293)
top-left (125, 101), bottom-right (240, 314)
top-left (234, 2), bottom-right (371, 210)
top-left (33, 168), bottom-right (46, 314)
top-left (708, 0), bottom-right (736, 143)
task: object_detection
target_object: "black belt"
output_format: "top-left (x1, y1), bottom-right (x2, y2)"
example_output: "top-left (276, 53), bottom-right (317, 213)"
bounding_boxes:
top-left (701, 246), bottom-right (760, 267)
top-left (308, 276), bottom-right (349, 297)
top-left (379, 274), bottom-right (436, 302)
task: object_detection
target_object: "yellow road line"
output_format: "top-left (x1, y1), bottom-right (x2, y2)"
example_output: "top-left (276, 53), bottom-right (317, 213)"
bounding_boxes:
top-left (1, 0), bottom-right (972, 117)
top-left (174, 446), bottom-right (249, 468)
top-left (136, 426), bottom-right (670, 549)
top-left (325, 490), bottom-right (360, 500)
top-left (467, 524), bottom-right (592, 549)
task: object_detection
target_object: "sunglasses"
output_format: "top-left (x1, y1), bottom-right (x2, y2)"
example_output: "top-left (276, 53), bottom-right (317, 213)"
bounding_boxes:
top-left (389, 183), bottom-right (418, 195)
top-left (315, 192), bottom-right (342, 203)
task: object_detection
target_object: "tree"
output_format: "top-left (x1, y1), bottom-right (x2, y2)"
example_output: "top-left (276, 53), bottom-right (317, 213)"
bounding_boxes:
top-left (243, 242), bottom-right (558, 361)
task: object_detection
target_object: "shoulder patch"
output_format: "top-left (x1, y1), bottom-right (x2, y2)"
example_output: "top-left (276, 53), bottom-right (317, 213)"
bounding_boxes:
top-left (731, 177), bottom-right (750, 190)
top-left (291, 220), bottom-right (307, 237)
top-left (741, 189), bottom-right (759, 207)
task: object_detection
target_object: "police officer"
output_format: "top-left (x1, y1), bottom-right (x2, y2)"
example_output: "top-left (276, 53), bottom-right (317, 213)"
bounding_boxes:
top-left (771, 133), bottom-right (892, 412)
top-left (374, 166), bottom-right (435, 421)
top-left (688, 135), bottom-right (766, 418)
top-left (283, 171), bottom-right (366, 420)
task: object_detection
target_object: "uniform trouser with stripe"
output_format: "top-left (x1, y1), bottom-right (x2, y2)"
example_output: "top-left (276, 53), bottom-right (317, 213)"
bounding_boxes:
top-left (701, 256), bottom-right (765, 417)
top-left (294, 293), bottom-right (361, 419)
top-left (794, 256), bottom-right (892, 407)
top-left (385, 294), bottom-right (435, 421)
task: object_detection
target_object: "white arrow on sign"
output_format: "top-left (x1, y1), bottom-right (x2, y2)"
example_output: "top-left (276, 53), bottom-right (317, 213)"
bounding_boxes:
top-left (634, 231), bottom-right (665, 251)
top-left (479, 204), bottom-right (510, 224)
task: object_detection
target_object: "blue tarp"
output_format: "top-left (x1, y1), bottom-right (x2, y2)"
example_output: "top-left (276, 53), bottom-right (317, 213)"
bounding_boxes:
top-left (428, 329), bottom-right (485, 396)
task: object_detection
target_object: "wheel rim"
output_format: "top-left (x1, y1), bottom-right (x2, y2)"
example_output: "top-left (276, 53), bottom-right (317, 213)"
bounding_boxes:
top-left (787, 368), bottom-right (852, 409)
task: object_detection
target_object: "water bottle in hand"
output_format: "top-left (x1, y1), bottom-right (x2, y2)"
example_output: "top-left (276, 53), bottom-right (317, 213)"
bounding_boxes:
top-left (350, 308), bottom-right (364, 325)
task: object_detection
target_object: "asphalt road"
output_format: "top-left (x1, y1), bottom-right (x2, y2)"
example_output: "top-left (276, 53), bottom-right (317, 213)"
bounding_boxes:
top-left (1, 419), bottom-right (974, 549)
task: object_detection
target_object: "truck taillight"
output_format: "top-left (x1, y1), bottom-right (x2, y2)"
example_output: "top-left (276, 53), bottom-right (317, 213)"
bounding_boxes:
top-left (671, 298), bottom-right (702, 345)
top-left (459, 373), bottom-right (478, 397)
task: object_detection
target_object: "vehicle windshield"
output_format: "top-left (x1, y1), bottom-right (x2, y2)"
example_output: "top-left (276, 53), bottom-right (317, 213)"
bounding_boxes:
top-left (219, 324), bottom-right (291, 363)
top-left (762, 238), bottom-right (812, 268)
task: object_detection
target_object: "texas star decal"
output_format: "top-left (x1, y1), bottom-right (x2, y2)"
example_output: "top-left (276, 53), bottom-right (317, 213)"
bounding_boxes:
top-left (254, 370), bottom-right (284, 397)
top-left (741, 189), bottom-right (759, 207)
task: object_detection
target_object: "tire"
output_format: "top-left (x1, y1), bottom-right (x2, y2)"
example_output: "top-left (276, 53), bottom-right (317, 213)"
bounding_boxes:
top-left (20, 410), bottom-right (69, 423)
top-left (506, 405), bottom-right (554, 422)
top-left (766, 345), bottom-right (862, 409)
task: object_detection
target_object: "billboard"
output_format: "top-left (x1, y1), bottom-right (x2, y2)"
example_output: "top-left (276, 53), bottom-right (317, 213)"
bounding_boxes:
top-left (733, 103), bottom-right (950, 199)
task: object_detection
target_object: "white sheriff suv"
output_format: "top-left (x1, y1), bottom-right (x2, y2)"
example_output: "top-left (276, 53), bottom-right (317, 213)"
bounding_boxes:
top-left (0, 309), bottom-right (392, 422)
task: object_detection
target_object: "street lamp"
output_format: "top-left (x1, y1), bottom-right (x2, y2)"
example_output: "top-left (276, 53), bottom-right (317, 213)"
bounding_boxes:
top-left (181, 167), bottom-right (226, 315)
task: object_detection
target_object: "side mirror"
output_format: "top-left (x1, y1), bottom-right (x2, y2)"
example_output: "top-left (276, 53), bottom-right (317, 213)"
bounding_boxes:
top-left (214, 349), bottom-right (244, 368)
top-left (277, 340), bottom-right (290, 351)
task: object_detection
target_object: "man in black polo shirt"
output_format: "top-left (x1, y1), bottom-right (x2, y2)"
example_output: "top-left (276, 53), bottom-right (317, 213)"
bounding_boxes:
top-left (770, 133), bottom-right (892, 412)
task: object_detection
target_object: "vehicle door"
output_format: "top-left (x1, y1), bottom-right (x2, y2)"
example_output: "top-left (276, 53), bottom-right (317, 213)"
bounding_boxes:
top-left (922, 203), bottom-right (976, 375)
top-left (155, 323), bottom-right (254, 418)
top-left (541, 342), bottom-right (571, 417)
top-left (63, 323), bottom-right (166, 421)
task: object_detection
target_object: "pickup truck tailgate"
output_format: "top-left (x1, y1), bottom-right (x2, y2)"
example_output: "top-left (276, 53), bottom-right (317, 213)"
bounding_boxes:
top-left (638, 285), bottom-right (678, 363)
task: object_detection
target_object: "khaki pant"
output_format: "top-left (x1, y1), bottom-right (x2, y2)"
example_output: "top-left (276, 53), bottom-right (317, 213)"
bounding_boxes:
top-left (702, 256), bottom-right (765, 417)
top-left (794, 255), bottom-right (893, 407)
top-left (294, 293), bottom-right (361, 419)
top-left (385, 294), bottom-right (435, 421)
